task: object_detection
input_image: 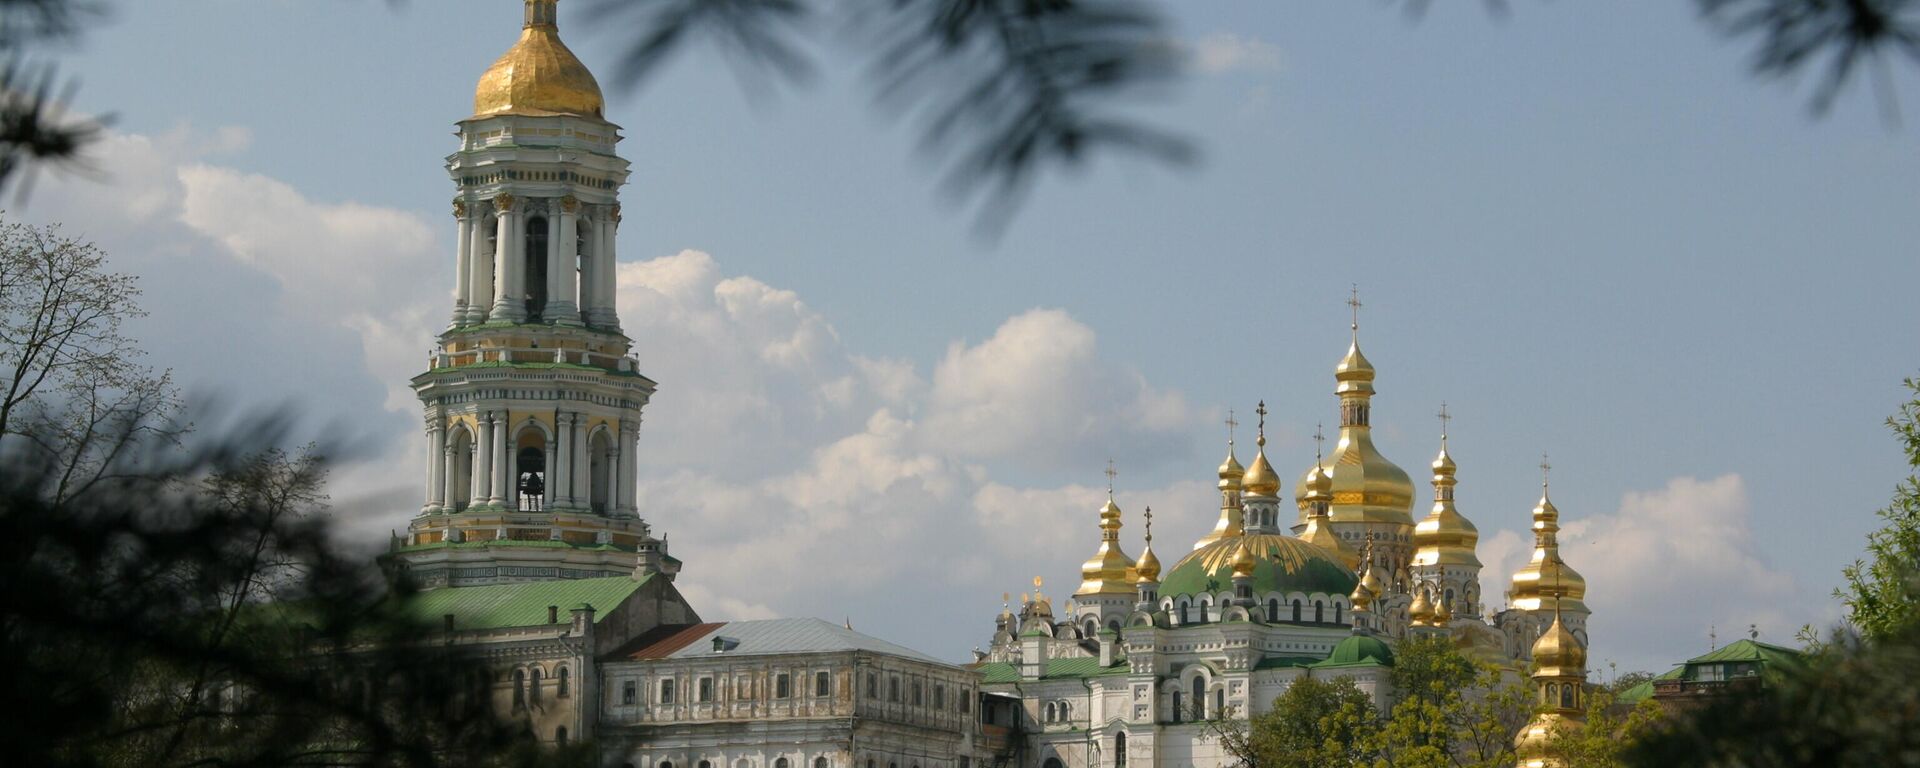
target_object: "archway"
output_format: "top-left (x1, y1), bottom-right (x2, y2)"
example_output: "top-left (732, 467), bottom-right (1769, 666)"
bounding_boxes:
top-left (512, 425), bottom-right (548, 511)
top-left (588, 427), bottom-right (613, 513)
top-left (448, 426), bottom-right (473, 511)
top-left (524, 216), bottom-right (548, 319)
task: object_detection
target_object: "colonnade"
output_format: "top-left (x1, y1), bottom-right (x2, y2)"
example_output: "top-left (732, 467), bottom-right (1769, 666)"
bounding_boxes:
top-left (419, 410), bottom-right (640, 518)
top-left (450, 196), bottom-right (621, 329)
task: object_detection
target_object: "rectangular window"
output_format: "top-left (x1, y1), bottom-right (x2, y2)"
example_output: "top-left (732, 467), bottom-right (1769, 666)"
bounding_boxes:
top-left (776, 673), bottom-right (791, 699)
top-left (934, 685), bottom-right (945, 709)
top-left (621, 680), bottom-right (636, 705)
top-left (912, 681), bottom-right (923, 706)
top-left (660, 679), bottom-right (675, 705)
top-left (697, 677), bottom-right (714, 703)
top-left (815, 671), bottom-right (831, 697)
top-left (739, 678), bottom-right (754, 700)
top-left (867, 672), bottom-right (878, 698)
top-left (889, 677), bottom-right (900, 703)
top-left (961, 694), bottom-right (972, 715)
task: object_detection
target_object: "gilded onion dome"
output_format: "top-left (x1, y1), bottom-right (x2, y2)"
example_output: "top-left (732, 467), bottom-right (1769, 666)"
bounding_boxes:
top-left (1231, 540), bottom-right (1258, 578)
top-left (1509, 482), bottom-right (1590, 614)
top-left (1299, 448), bottom-right (1360, 569)
top-left (1078, 496), bottom-right (1137, 595)
top-left (473, 0), bottom-right (606, 119)
top-left (1407, 587), bottom-right (1435, 626)
top-left (1241, 439), bottom-right (1282, 497)
top-left (1295, 328), bottom-right (1416, 526)
top-left (1413, 437), bottom-right (1483, 569)
top-left (1135, 506), bottom-right (1162, 583)
top-left (1198, 426), bottom-right (1247, 548)
top-left (1348, 580), bottom-right (1374, 610)
top-left (1532, 614), bottom-right (1588, 676)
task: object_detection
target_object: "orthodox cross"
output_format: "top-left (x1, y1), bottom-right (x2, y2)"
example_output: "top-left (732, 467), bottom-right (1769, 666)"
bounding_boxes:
top-left (1255, 400), bottom-right (1269, 444)
top-left (1143, 506), bottom-right (1154, 544)
top-left (1105, 460), bottom-right (1118, 498)
top-left (1225, 409), bottom-right (1238, 448)
top-left (1313, 423), bottom-right (1326, 464)
top-left (1437, 402), bottom-right (1451, 442)
top-left (1540, 453), bottom-right (1552, 490)
top-left (1348, 284), bottom-right (1363, 333)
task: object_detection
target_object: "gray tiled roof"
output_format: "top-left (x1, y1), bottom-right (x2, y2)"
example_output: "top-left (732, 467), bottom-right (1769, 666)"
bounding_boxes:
top-left (661, 617), bottom-right (951, 666)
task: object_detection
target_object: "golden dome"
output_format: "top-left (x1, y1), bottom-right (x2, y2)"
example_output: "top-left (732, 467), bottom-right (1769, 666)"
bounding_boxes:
top-left (1348, 579), bottom-right (1375, 610)
top-left (1336, 341), bottom-right (1376, 383)
top-left (1509, 489), bottom-right (1589, 613)
top-left (1407, 588), bottom-right (1435, 626)
top-left (472, 1), bottom-right (605, 119)
top-left (1434, 596), bottom-right (1454, 623)
top-left (1079, 497), bottom-right (1136, 595)
top-left (1514, 712), bottom-right (1581, 762)
top-left (1413, 442), bottom-right (1482, 569)
top-left (1134, 545), bottom-right (1162, 583)
top-left (1218, 448), bottom-right (1245, 490)
top-left (1231, 541), bottom-right (1258, 578)
top-left (1242, 445), bottom-right (1281, 497)
top-left (1360, 563), bottom-right (1385, 599)
top-left (1532, 614), bottom-right (1588, 675)
top-left (1299, 463), bottom-right (1360, 569)
top-left (1294, 336), bottom-right (1414, 526)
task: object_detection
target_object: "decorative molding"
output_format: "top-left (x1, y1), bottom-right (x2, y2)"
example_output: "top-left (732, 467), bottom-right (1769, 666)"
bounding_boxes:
top-left (493, 192), bottom-right (516, 214)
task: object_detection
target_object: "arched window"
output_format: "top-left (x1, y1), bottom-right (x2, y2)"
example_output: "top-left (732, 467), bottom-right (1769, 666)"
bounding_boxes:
top-left (1561, 684), bottom-right (1575, 709)
top-left (776, 759), bottom-right (790, 768)
top-left (660, 762), bottom-right (673, 768)
top-left (1171, 691), bottom-right (1183, 723)
top-left (1267, 598), bottom-right (1279, 621)
top-left (555, 726), bottom-right (568, 746)
top-left (1335, 603), bottom-right (1343, 624)
top-left (530, 667), bottom-right (543, 703)
top-left (815, 759), bottom-right (828, 768)
top-left (558, 666), bottom-right (570, 697)
top-left (588, 428), bottom-right (613, 513)
top-left (1115, 732), bottom-right (1127, 766)
top-left (1043, 759), bottom-right (1064, 768)
top-left (514, 444), bottom-right (545, 511)
top-left (1315, 600), bottom-right (1324, 623)
top-left (1292, 599), bottom-right (1302, 622)
top-left (524, 216), bottom-right (549, 319)
top-left (512, 669), bottom-right (526, 706)
top-left (449, 427), bottom-right (474, 511)
top-left (700, 762), bottom-right (713, 768)
top-left (1215, 688), bottom-right (1225, 718)
top-left (1191, 677), bottom-right (1206, 720)
top-left (1044, 702), bottom-right (1056, 722)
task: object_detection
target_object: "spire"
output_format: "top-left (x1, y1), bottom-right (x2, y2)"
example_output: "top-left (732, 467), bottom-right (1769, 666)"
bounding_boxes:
top-left (1078, 466), bottom-right (1134, 596)
top-left (1202, 411), bottom-right (1248, 547)
top-left (1240, 402), bottom-right (1280, 497)
top-left (1299, 423), bottom-right (1358, 567)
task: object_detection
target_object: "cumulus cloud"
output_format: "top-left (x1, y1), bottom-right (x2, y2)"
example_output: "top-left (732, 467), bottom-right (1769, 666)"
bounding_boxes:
top-left (1187, 33), bottom-right (1285, 76)
top-left (1480, 475), bottom-right (1824, 673)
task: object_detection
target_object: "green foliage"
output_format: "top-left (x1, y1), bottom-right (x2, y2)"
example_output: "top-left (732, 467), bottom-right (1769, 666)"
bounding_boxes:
top-left (1545, 688), bottom-right (1663, 768)
top-left (1371, 635), bottom-right (1532, 768)
top-left (1839, 376), bottom-right (1920, 642)
top-left (1622, 621), bottom-right (1920, 767)
top-left (1208, 674), bottom-right (1381, 768)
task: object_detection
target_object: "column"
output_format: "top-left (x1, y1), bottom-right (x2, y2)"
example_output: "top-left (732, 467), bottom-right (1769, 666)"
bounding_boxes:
top-left (442, 439), bottom-right (462, 513)
top-left (616, 418), bottom-right (640, 517)
top-left (467, 200), bottom-right (494, 324)
top-left (557, 412), bottom-right (578, 508)
top-left (474, 412), bottom-right (494, 507)
top-left (593, 205), bottom-right (621, 329)
top-left (543, 433), bottom-right (558, 511)
top-left (492, 412), bottom-right (512, 507)
top-left (423, 418), bottom-right (446, 514)
top-left (550, 196), bottom-right (581, 325)
top-left (490, 193), bottom-right (525, 322)
top-left (450, 202), bottom-right (472, 327)
top-left (571, 414), bottom-right (591, 512)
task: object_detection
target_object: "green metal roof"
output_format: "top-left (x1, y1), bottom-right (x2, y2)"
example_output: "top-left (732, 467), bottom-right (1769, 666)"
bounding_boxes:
top-left (974, 656), bottom-right (1130, 683)
top-left (1158, 535), bottom-right (1358, 604)
top-left (1615, 667), bottom-right (1683, 704)
top-left (393, 539), bottom-right (630, 553)
top-left (1316, 634), bottom-right (1394, 668)
top-left (1683, 639), bottom-right (1805, 668)
top-left (389, 575), bottom-right (649, 630)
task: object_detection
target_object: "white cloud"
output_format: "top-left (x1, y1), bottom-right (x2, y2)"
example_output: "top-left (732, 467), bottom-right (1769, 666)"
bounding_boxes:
top-left (1188, 33), bottom-right (1285, 76)
top-left (1482, 475), bottom-right (1827, 673)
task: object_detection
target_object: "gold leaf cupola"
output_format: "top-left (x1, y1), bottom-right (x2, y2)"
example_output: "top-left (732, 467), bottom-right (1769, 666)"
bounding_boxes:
top-left (1134, 506), bottom-right (1162, 584)
top-left (1295, 289), bottom-right (1415, 528)
top-left (1198, 411), bottom-right (1247, 548)
top-left (1514, 591), bottom-right (1590, 767)
top-left (1237, 403), bottom-right (1288, 536)
top-left (1509, 457), bottom-right (1589, 616)
top-left (473, 0), bottom-right (606, 119)
top-left (1299, 425), bottom-right (1359, 569)
top-left (1413, 406), bottom-right (1483, 572)
top-left (1077, 466), bottom-right (1136, 596)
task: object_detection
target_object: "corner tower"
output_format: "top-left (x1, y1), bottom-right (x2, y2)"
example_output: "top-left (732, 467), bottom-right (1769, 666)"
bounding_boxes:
top-left (391, 0), bottom-right (671, 588)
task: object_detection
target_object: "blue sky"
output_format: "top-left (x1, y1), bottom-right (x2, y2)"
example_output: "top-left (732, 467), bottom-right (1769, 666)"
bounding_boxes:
top-left (31, 0), bottom-right (1920, 674)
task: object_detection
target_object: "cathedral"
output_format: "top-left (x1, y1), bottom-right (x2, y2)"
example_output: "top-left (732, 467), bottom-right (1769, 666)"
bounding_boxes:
top-left (371, 3), bottom-right (1598, 767)
top-left (973, 317), bottom-right (1596, 768)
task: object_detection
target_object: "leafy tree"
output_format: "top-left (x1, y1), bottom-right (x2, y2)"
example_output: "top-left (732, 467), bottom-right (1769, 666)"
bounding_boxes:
top-left (1838, 375), bottom-right (1920, 641)
top-left (1208, 674), bottom-right (1382, 768)
top-left (1542, 687), bottom-right (1663, 768)
top-left (1371, 635), bottom-right (1531, 768)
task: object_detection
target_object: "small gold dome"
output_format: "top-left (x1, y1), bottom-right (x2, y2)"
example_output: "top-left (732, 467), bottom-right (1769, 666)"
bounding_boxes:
top-left (1532, 615), bottom-right (1587, 674)
top-left (1241, 447), bottom-right (1281, 497)
top-left (1134, 545), bottom-right (1162, 583)
top-left (1408, 588), bottom-right (1434, 626)
top-left (1218, 450), bottom-right (1246, 490)
top-left (473, 1), bottom-right (605, 119)
top-left (1348, 580), bottom-right (1375, 610)
top-left (1336, 341), bottom-right (1376, 381)
top-left (1078, 497), bottom-right (1136, 595)
top-left (1231, 542), bottom-right (1258, 578)
top-left (1434, 596), bottom-right (1454, 623)
top-left (1360, 565), bottom-right (1385, 598)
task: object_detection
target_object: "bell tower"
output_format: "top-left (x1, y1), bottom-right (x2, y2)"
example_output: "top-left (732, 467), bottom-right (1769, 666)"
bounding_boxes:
top-left (390, 0), bottom-right (675, 588)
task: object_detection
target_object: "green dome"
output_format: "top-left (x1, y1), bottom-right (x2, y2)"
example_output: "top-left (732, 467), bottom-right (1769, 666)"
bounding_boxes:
top-left (1321, 634), bottom-right (1394, 666)
top-left (1160, 534), bottom-right (1358, 603)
